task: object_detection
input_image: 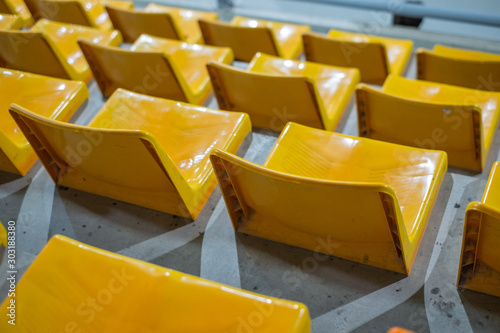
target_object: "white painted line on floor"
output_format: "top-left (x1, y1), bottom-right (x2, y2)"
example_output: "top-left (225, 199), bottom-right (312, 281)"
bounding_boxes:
top-left (0, 163), bottom-right (40, 200)
top-left (200, 199), bottom-right (241, 288)
top-left (16, 169), bottom-right (55, 255)
top-left (117, 200), bottom-right (226, 262)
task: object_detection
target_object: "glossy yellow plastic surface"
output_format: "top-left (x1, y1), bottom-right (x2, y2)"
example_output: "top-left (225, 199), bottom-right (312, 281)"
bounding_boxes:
top-left (105, 3), bottom-right (217, 44)
top-left (417, 45), bottom-right (500, 92)
top-left (0, 222), bottom-right (6, 247)
top-left (303, 30), bottom-right (413, 85)
top-left (37, 0), bottom-right (132, 31)
top-left (207, 52), bottom-right (359, 131)
top-left (211, 122), bottom-right (447, 274)
top-left (0, 19), bottom-right (122, 82)
top-left (79, 34), bottom-right (233, 104)
top-left (388, 328), bottom-right (416, 333)
top-left (0, 234), bottom-right (311, 332)
top-left (0, 13), bottom-right (21, 29)
top-left (457, 162), bottom-right (500, 297)
top-left (0, 0), bottom-right (33, 27)
top-left (356, 75), bottom-right (500, 172)
top-left (0, 68), bottom-right (88, 175)
top-left (199, 15), bottom-right (310, 62)
top-left (10, 89), bottom-right (251, 218)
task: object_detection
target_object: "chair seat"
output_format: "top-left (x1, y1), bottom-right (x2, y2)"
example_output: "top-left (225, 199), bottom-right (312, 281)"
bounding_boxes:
top-left (263, 122), bottom-right (445, 236)
top-left (232, 16), bottom-right (310, 59)
top-left (38, 0), bottom-right (132, 31)
top-left (211, 122), bottom-right (447, 274)
top-left (0, 68), bottom-right (88, 175)
top-left (0, 0), bottom-right (33, 27)
top-left (303, 30), bottom-right (412, 85)
top-left (30, 19), bottom-right (122, 81)
top-left (208, 52), bottom-right (359, 131)
top-left (88, 89), bottom-right (249, 188)
top-left (199, 16), bottom-right (309, 62)
top-left (0, 235), bottom-right (311, 331)
top-left (9, 88), bottom-right (250, 218)
top-left (458, 162), bottom-right (500, 297)
top-left (417, 45), bottom-right (500, 92)
top-left (144, 3), bottom-right (217, 44)
top-left (328, 29), bottom-right (412, 76)
top-left (356, 75), bottom-right (500, 171)
top-left (383, 76), bottom-right (499, 158)
top-left (0, 13), bottom-right (21, 29)
top-left (131, 34), bottom-right (234, 102)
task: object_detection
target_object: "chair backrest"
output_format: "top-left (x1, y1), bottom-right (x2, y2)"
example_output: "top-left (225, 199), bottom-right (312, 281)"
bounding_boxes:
top-left (0, 30), bottom-right (70, 79)
top-left (78, 40), bottom-right (188, 101)
top-left (199, 18), bottom-right (278, 62)
top-left (0, 0), bottom-right (13, 14)
top-left (21, 0), bottom-right (42, 20)
top-left (458, 162), bottom-right (500, 297)
top-left (105, 5), bottom-right (181, 43)
top-left (417, 46), bottom-right (500, 92)
top-left (9, 103), bottom-right (193, 217)
top-left (210, 149), bottom-right (408, 274)
top-left (38, 0), bottom-right (92, 27)
top-left (356, 84), bottom-right (484, 171)
top-left (207, 61), bottom-right (326, 131)
top-left (303, 32), bottom-right (388, 85)
top-left (0, 234), bottom-right (311, 332)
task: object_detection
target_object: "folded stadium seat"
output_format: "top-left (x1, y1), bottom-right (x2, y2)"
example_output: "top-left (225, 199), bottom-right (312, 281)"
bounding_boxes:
top-left (0, 68), bottom-right (88, 175)
top-left (303, 30), bottom-right (413, 85)
top-left (417, 45), bottom-right (500, 92)
top-left (356, 75), bottom-right (500, 172)
top-left (0, 13), bottom-right (21, 29)
top-left (105, 3), bottom-right (217, 44)
top-left (0, 0), bottom-right (33, 26)
top-left (457, 161), bottom-right (500, 298)
top-left (207, 52), bottom-right (359, 131)
top-left (79, 34), bottom-right (233, 104)
top-left (0, 19), bottom-right (122, 82)
top-left (36, 0), bottom-right (132, 31)
top-left (199, 16), bottom-right (310, 62)
top-left (211, 122), bottom-right (447, 274)
top-left (0, 235), bottom-right (311, 332)
top-left (10, 89), bottom-right (251, 219)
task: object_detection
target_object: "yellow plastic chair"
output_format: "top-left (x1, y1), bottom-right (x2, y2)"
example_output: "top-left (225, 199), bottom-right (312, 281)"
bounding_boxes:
top-left (207, 52), bottom-right (359, 131)
top-left (0, 68), bottom-right (88, 175)
top-left (0, 234), bottom-right (311, 332)
top-left (105, 4), bottom-right (217, 44)
top-left (79, 34), bottom-right (233, 104)
top-left (303, 30), bottom-right (413, 85)
top-left (10, 88), bottom-right (250, 219)
top-left (0, 19), bottom-right (122, 82)
top-left (0, 13), bottom-right (21, 29)
top-left (210, 122), bottom-right (447, 274)
top-left (417, 45), bottom-right (500, 92)
top-left (199, 16), bottom-right (310, 62)
top-left (458, 161), bottom-right (500, 298)
top-left (356, 75), bottom-right (500, 172)
top-left (0, 0), bottom-right (33, 26)
top-left (36, 0), bottom-right (132, 31)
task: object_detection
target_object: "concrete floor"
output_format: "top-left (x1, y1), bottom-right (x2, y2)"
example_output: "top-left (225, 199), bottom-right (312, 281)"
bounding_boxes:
top-left (1, 1), bottom-right (500, 332)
